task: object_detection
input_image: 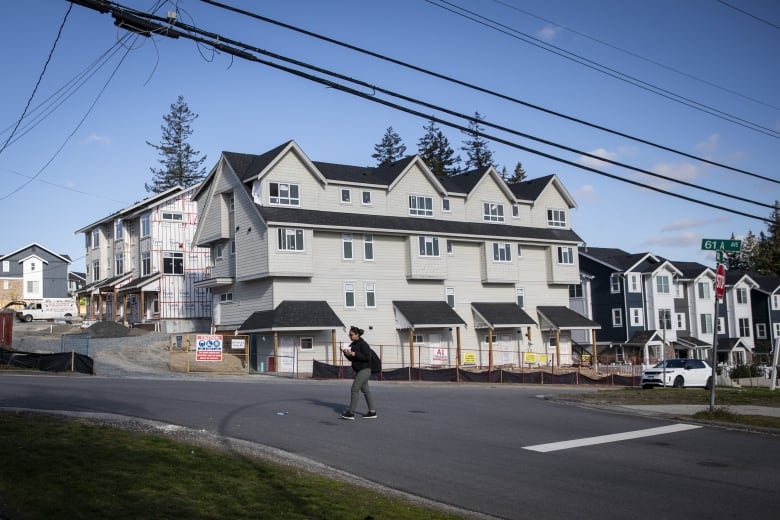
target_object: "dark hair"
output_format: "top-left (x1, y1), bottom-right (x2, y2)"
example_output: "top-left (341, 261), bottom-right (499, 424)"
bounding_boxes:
top-left (349, 326), bottom-right (364, 336)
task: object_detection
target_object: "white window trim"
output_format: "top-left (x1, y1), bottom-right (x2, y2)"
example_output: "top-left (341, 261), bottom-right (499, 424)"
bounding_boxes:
top-left (483, 201), bottom-right (505, 222)
top-left (547, 208), bottom-right (566, 228)
top-left (365, 282), bottom-right (376, 308)
top-left (418, 236), bottom-right (440, 257)
top-left (362, 191), bottom-right (372, 206)
top-left (344, 282), bottom-right (356, 309)
top-left (492, 242), bottom-right (512, 262)
top-left (363, 234), bottom-right (374, 261)
top-left (341, 188), bottom-right (352, 204)
top-left (342, 234), bottom-right (354, 260)
top-left (409, 194), bottom-right (433, 217)
top-left (269, 181), bottom-right (300, 206)
top-left (612, 308), bottom-right (623, 327)
top-left (442, 198), bottom-right (451, 212)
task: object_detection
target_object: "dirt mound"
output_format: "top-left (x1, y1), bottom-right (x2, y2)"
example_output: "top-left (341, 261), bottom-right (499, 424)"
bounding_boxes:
top-left (86, 321), bottom-right (146, 339)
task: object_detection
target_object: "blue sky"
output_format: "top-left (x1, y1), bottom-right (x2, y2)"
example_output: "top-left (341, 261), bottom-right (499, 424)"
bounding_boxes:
top-left (1, 0), bottom-right (778, 273)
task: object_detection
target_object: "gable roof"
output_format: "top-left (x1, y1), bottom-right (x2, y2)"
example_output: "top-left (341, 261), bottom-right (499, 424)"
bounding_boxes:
top-left (439, 166), bottom-right (516, 201)
top-left (238, 300), bottom-right (344, 333)
top-left (579, 247), bottom-right (657, 272)
top-left (508, 174), bottom-right (577, 207)
top-left (258, 206), bottom-right (583, 244)
top-left (0, 243), bottom-right (72, 264)
top-left (671, 261), bottom-right (712, 280)
top-left (536, 306), bottom-right (601, 330)
top-left (730, 271), bottom-right (780, 295)
top-left (74, 185), bottom-right (185, 234)
top-left (393, 301), bottom-right (466, 329)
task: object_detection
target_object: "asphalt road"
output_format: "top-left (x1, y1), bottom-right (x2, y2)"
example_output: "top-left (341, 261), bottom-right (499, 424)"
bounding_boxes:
top-left (1, 374), bottom-right (779, 520)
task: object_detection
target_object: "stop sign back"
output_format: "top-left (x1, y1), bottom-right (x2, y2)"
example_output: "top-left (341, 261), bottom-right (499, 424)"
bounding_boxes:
top-left (715, 263), bottom-right (726, 300)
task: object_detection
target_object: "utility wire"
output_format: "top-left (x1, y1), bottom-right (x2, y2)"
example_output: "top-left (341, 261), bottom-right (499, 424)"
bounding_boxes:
top-left (73, 2), bottom-right (772, 224)
top-left (198, 0), bottom-right (778, 186)
top-left (718, 0), bottom-right (780, 31)
top-left (492, 0), bottom-right (780, 112)
top-left (427, 0), bottom-right (780, 139)
top-left (0, 3), bottom-right (73, 158)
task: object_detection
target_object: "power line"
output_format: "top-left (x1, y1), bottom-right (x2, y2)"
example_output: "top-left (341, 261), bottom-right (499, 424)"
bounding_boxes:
top-left (197, 0), bottom-right (778, 186)
top-left (0, 3), bottom-right (73, 158)
top-left (426, 0), bottom-right (780, 139)
top-left (71, 1), bottom-right (773, 224)
top-left (491, 0), bottom-right (780, 112)
top-left (718, 0), bottom-right (780, 31)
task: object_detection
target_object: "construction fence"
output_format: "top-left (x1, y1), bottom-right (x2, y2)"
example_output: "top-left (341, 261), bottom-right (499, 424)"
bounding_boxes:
top-left (169, 333), bottom-right (250, 375)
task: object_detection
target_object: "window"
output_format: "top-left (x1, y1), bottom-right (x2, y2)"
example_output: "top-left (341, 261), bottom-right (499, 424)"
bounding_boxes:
top-left (219, 293), bottom-right (233, 303)
top-left (610, 274), bottom-right (621, 293)
top-left (300, 337), bottom-right (313, 350)
top-left (230, 239), bottom-right (236, 256)
top-left (736, 288), bottom-right (748, 304)
top-left (493, 242), bottom-right (511, 262)
top-left (409, 195), bottom-right (433, 216)
top-left (142, 252), bottom-right (151, 276)
top-left (547, 208), bottom-right (566, 227)
top-left (658, 309), bottom-right (672, 330)
top-left (365, 283), bottom-right (376, 308)
top-left (363, 235), bottom-right (374, 260)
top-left (517, 244), bottom-right (523, 257)
top-left (697, 281), bottom-right (711, 299)
top-left (483, 202), bottom-right (505, 222)
top-left (1, 261), bottom-right (8, 272)
top-left (341, 188), bottom-right (351, 204)
top-left (163, 251), bottom-right (184, 275)
top-left (756, 323), bottom-right (767, 339)
top-left (91, 229), bottom-right (100, 249)
top-left (516, 287), bottom-right (525, 308)
top-left (269, 182), bottom-right (300, 206)
top-left (773, 295), bottom-right (780, 310)
top-left (214, 243), bottom-right (223, 261)
top-left (676, 313), bottom-right (686, 330)
top-left (344, 282), bottom-right (355, 308)
top-left (442, 198), bottom-right (451, 212)
top-left (700, 314), bottom-right (713, 334)
top-left (162, 212), bottom-right (183, 222)
top-left (630, 308), bottom-right (643, 326)
top-left (655, 275), bottom-right (670, 294)
top-left (612, 308), bottom-right (623, 327)
top-left (569, 284), bottom-right (583, 298)
top-left (512, 205), bottom-right (520, 218)
top-left (629, 274), bottom-right (640, 292)
top-left (115, 253), bottom-right (124, 275)
top-left (418, 236), bottom-right (439, 256)
top-left (717, 317), bottom-right (725, 334)
top-left (446, 240), bottom-right (453, 255)
top-left (92, 261), bottom-right (100, 281)
top-left (446, 287), bottom-right (455, 308)
top-left (738, 318), bottom-right (751, 337)
top-left (278, 228), bottom-right (304, 251)
top-left (30, 262), bottom-right (37, 271)
top-left (229, 195), bottom-right (234, 212)
top-left (342, 234), bottom-right (353, 260)
top-left (27, 280), bottom-right (40, 294)
top-left (115, 220), bottom-right (123, 241)
top-left (141, 213), bottom-right (151, 237)
top-left (557, 246), bottom-right (574, 265)
top-left (362, 191), bottom-right (372, 205)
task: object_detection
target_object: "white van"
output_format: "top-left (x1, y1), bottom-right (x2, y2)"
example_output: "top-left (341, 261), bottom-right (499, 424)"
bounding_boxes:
top-left (16, 298), bottom-right (79, 323)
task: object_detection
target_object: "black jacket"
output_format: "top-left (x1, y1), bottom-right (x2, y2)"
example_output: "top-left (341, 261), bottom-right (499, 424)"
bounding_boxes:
top-left (344, 337), bottom-right (371, 372)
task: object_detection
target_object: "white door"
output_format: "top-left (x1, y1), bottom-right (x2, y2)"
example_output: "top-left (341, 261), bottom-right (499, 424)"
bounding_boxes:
top-left (429, 334), bottom-right (447, 366)
top-left (279, 336), bottom-right (297, 373)
top-left (499, 334), bottom-right (513, 365)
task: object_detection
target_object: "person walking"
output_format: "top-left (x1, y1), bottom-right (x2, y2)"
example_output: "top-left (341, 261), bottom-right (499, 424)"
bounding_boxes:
top-left (341, 325), bottom-right (377, 420)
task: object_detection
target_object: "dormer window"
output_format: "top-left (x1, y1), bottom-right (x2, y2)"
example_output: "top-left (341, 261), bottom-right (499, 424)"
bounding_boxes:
top-left (269, 182), bottom-right (300, 206)
top-left (483, 202), bottom-right (504, 222)
top-left (547, 208), bottom-right (566, 227)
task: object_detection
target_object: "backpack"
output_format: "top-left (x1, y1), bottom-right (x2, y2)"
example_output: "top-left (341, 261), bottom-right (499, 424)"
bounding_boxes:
top-left (369, 347), bottom-right (382, 374)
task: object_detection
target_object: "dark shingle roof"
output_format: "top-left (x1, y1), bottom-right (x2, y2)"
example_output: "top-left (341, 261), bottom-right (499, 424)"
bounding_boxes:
top-left (439, 168), bottom-right (490, 195)
top-left (508, 175), bottom-right (554, 201)
top-left (238, 301), bottom-right (344, 332)
top-left (259, 206), bottom-right (583, 243)
top-left (392, 301), bottom-right (466, 328)
top-left (313, 156), bottom-right (414, 185)
top-left (672, 261), bottom-right (711, 279)
top-left (471, 302), bottom-right (536, 328)
top-left (222, 142), bottom-right (293, 182)
top-left (579, 247), bottom-right (652, 271)
top-left (537, 306), bottom-right (600, 329)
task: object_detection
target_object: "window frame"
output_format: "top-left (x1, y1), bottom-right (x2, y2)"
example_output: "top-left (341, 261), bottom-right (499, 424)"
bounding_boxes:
top-left (269, 182), bottom-right (300, 206)
top-left (163, 251), bottom-right (184, 275)
top-left (418, 236), bottom-right (440, 257)
top-left (655, 275), bottom-right (670, 294)
top-left (342, 233), bottom-right (354, 260)
top-left (483, 202), bottom-right (505, 222)
top-left (277, 228), bottom-right (305, 251)
top-left (362, 191), bottom-right (372, 205)
top-left (141, 213), bottom-right (151, 237)
top-left (446, 287), bottom-right (455, 308)
top-left (492, 242), bottom-right (512, 262)
top-left (612, 308), bottom-right (623, 327)
top-left (409, 194), bottom-right (433, 216)
top-left (341, 188), bottom-right (351, 204)
top-left (365, 282), bottom-right (376, 308)
top-left (547, 208), bottom-right (566, 228)
top-left (344, 282), bottom-right (356, 308)
top-left (363, 234), bottom-right (374, 261)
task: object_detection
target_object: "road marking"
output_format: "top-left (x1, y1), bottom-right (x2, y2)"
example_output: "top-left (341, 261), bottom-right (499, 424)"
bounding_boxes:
top-left (523, 424), bottom-right (702, 453)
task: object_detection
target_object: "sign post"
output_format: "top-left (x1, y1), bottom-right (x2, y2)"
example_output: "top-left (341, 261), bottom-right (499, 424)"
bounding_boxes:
top-left (701, 238), bottom-right (741, 411)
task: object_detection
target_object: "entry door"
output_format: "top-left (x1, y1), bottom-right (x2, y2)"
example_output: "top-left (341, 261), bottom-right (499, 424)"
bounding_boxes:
top-left (279, 336), bottom-right (297, 373)
top-left (499, 334), bottom-right (513, 365)
top-left (429, 334), bottom-right (446, 366)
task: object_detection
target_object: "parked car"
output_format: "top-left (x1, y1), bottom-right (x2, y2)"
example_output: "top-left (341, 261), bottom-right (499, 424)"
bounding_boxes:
top-left (640, 358), bottom-right (712, 389)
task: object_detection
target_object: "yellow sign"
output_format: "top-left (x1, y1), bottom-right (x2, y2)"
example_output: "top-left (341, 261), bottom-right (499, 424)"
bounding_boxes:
top-left (523, 352), bottom-right (537, 363)
top-left (463, 352), bottom-right (477, 365)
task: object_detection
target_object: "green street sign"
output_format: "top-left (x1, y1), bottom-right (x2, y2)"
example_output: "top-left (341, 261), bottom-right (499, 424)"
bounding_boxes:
top-left (701, 238), bottom-right (742, 252)
top-left (716, 250), bottom-right (724, 263)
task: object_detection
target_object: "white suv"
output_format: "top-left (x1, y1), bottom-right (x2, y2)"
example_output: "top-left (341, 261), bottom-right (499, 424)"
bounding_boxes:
top-left (640, 359), bottom-right (712, 389)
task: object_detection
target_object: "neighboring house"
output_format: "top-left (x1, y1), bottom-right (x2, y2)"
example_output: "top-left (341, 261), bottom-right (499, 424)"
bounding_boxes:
top-left (735, 271), bottom-right (780, 364)
top-left (0, 243), bottom-right (72, 306)
top-left (719, 271), bottom-right (759, 366)
top-left (68, 271), bottom-right (87, 296)
top-left (671, 261), bottom-right (716, 359)
top-left (578, 247), bottom-right (683, 366)
top-left (75, 185), bottom-right (211, 333)
top-left (191, 140), bottom-right (599, 372)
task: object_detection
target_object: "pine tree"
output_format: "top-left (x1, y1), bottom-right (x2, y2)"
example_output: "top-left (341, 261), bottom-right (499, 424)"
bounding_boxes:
top-left (371, 126), bottom-right (407, 167)
top-left (460, 112), bottom-right (496, 171)
top-left (752, 201), bottom-right (780, 276)
top-left (145, 95), bottom-right (207, 193)
top-left (417, 119), bottom-right (460, 176)
top-left (506, 161), bottom-right (527, 183)
top-left (725, 232), bottom-right (750, 271)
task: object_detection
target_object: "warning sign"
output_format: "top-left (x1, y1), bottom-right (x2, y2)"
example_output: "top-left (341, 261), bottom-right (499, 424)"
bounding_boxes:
top-left (196, 334), bottom-right (223, 361)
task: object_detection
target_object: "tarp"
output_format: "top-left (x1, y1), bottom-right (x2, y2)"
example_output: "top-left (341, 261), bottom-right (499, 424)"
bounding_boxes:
top-left (0, 349), bottom-right (94, 375)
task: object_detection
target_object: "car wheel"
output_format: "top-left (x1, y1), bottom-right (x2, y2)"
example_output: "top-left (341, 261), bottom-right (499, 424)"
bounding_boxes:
top-left (673, 376), bottom-right (684, 388)
top-left (65, 313), bottom-right (72, 324)
top-left (23, 314), bottom-right (33, 323)
top-left (705, 377), bottom-right (712, 390)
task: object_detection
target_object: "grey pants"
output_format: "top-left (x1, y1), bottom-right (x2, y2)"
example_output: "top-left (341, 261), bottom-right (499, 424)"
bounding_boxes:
top-left (349, 368), bottom-right (375, 412)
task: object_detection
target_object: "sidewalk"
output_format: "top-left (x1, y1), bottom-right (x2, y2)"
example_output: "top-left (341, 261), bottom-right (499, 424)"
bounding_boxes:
top-left (616, 404), bottom-right (780, 418)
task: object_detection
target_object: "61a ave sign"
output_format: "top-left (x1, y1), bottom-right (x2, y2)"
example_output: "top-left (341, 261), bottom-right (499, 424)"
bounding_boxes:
top-left (701, 238), bottom-right (742, 252)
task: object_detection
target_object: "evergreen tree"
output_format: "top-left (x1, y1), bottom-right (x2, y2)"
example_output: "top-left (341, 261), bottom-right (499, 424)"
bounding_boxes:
top-left (417, 119), bottom-right (460, 176)
top-left (460, 112), bottom-right (496, 171)
top-left (753, 201), bottom-right (780, 276)
top-left (145, 95), bottom-right (207, 193)
top-left (371, 126), bottom-right (406, 167)
top-left (725, 232), bottom-right (750, 271)
top-left (506, 161), bottom-right (527, 183)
